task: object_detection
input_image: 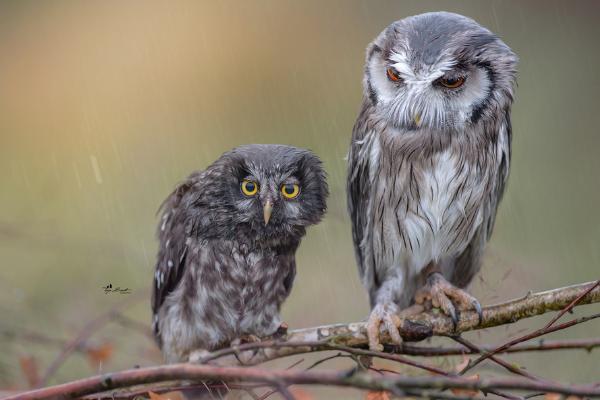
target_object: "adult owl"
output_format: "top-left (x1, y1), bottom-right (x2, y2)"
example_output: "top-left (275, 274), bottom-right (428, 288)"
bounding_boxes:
top-left (152, 144), bottom-right (328, 362)
top-left (347, 12), bottom-right (517, 350)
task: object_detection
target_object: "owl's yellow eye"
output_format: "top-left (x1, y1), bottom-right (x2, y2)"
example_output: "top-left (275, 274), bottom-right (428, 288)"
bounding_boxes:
top-left (241, 180), bottom-right (258, 196)
top-left (281, 183), bottom-right (300, 199)
top-left (386, 67), bottom-right (402, 83)
top-left (439, 76), bottom-right (466, 89)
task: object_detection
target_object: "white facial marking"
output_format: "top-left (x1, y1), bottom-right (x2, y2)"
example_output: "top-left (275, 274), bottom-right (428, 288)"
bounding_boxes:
top-left (389, 51), bottom-right (414, 79)
top-left (454, 67), bottom-right (492, 122)
top-left (389, 52), bottom-right (457, 84)
top-left (370, 47), bottom-right (492, 129)
top-left (368, 53), bottom-right (395, 103)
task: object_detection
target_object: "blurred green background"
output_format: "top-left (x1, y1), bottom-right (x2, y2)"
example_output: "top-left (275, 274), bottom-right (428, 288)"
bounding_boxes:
top-left (1, 0), bottom-right (599, 397)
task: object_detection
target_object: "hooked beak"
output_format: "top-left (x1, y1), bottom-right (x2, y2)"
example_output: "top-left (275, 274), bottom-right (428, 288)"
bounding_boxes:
top-left (263, 200), bottom-right (273, 225)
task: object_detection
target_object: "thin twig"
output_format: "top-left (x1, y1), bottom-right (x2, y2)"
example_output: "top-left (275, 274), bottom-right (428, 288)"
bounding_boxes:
top-left (324, 344), bottom-right (450, 376)
top-left (384, 337), bottom-right (600, 356)
top-left (461, 312), bottom-right (600, 375)
top-left (275, 383), bottom-right (295, 400)
top-left (303, 353), bottom-right (351, 371)
top-left (256, 388), bottom-right (278, 400)
top-left (543, 279), bottom-right (600, 330)
top-left (81, 383), bottom-right (261, 400)
top-left (451, 336), bottom-right (540, 380)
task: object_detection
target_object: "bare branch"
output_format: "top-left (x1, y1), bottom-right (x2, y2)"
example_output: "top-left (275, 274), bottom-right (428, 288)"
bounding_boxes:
top-left (7, 363), bottom-right (600, 400)
top-left (458, 311), bottom-right (600, 374)
top-left (385, 337), bottom-right (600, 356)
top-left (450, 336), bottom-right (540, 380)
top-left (542, 279), bottom-right (600, 330)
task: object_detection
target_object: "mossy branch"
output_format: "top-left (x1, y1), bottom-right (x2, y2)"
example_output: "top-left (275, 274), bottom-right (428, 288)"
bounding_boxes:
top-left (196, 281), bottom-right (600, 366)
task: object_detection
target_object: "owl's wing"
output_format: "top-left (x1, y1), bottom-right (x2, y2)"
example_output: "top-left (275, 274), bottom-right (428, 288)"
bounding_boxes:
top-left (151, 173), bottom-right (201, 334)
top-left (347, 103), bottom-right (378, 295)
top-left (450, 110), bottom-right (512, 287)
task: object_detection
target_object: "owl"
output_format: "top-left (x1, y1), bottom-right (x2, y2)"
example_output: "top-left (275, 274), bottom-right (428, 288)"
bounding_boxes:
top-left (347, 12), bottom-right (517, 350)
top-left (152, 144), bottom-right (328, 362)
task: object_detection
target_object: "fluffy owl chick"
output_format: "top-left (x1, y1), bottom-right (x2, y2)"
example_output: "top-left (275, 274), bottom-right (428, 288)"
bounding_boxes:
top-left (152, 144), bottom-right (328, 362)
top-left (347, 12), bottom-right (517, 350)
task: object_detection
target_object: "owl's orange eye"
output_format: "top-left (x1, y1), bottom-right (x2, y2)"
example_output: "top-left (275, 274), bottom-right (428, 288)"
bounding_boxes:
top-left (241, 180), bottom-right (258, 196)
top-left (438, 76), bottom-right (466, 89)
top-left (386, 67), bottom-right (402, 83)
top-left (281, 183), bottom-right (300, 199)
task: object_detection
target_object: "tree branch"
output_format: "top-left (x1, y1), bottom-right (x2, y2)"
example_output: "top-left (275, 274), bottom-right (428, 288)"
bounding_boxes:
top-left (8, 281), bottom-right (600, 400)
top-left (6, 363), bottom-right (600, 400)
top-left (196, 281), bottom-right (600, 366)
top-left (385, 337), bottom-right (600, 357)
top-left (460, 280), bottom-right (600, 374)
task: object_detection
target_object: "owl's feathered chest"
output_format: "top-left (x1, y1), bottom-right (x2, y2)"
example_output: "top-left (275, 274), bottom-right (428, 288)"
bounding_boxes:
top-left (218, 240), bottom-right (290, 312)
top-left (157, 236), bottom-right (296, 358)
top-left (184, 237), bottom-right (295, 341)
top-left (367, 129), bottom-right (498, 271)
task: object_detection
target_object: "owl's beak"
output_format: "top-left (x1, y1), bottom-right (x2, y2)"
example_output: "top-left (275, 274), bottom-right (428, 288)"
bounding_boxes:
top-left (263, 200), bottom-right (273, 225)
top-left (414, 113), bottom-right (421, 126)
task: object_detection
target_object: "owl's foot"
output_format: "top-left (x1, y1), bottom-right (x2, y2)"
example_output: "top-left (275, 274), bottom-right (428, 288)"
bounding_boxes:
top-left (367, 302), bottom-right (402, 351)
top-left (397, 303), bottom-right (426, 318)
top-left (231, 334), bottom-right (261, 346)
top-left (415, 272), bottom-right (482, 329)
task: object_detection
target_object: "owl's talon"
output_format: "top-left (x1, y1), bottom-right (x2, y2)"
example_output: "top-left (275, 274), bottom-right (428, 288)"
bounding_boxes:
top-left (448, 306), bottom-right (458, 330)
top-left (385, 317), bottom-right (403, 345)
top-left (232, 334), bottom-right (261, 346)
top-left (367, 303), bottom-right (402, 351)
top-left (473, 300), bottom-right (483, 325)
top-left (416, 272), bottom-right (482, 330)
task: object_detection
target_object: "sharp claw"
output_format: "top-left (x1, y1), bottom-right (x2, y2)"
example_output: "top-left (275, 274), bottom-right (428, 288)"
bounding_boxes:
top-left (473, 300), bottom-right (483, 324)
top-left (448, 306), bottom-right (458, 331)
top-left (385, 318), bottom-right (402, 344)
top-left (417, 271), bottom-right (485, 332)
top-left (367, 303), bottom-right (402, 350)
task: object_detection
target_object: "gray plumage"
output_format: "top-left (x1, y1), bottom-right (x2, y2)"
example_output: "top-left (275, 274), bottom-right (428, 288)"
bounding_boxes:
top-left (152, 144), bottom-right (328, 362)
top-left (347, 12), bottom-right (517, 348)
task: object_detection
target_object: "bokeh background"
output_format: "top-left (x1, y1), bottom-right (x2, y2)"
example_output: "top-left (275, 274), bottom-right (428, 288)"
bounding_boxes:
top-left (1, 0), bottom-right (599, 398)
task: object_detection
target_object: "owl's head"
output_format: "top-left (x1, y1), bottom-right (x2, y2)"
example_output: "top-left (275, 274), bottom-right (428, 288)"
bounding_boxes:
top-left (364, 12), bottom-right (517, 132)
top-left (210, 144), bottom-right (328, 243)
